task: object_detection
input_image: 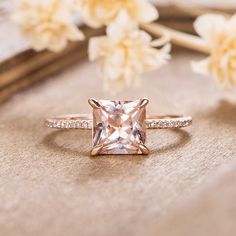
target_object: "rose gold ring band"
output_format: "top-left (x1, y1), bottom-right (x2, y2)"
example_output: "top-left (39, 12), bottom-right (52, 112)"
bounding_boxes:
top-left (45, 114), bottom-right (192, 130)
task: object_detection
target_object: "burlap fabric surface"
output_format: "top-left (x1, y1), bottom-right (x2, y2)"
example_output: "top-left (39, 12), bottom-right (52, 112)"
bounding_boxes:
top-left (0, 52), bottom-right (235, 236)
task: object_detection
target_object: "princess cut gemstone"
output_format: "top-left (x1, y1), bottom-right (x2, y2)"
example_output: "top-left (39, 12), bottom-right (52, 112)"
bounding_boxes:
top-left (91, 99), bottom-right (148, 155)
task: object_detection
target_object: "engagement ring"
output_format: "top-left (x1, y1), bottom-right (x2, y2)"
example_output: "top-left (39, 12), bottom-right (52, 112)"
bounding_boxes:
top-left (45, 98), bottom-right (192, 155)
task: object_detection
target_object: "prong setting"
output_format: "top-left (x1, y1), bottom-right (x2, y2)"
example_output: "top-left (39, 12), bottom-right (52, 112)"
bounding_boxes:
top-left (88, 98), bottom-right (100, 109)
top-left (139, 98), bottom-right (149, 108)
top-left (91, 145), bottom-right (103, 156)
top-left (139, 144), bottom-right (149, 155)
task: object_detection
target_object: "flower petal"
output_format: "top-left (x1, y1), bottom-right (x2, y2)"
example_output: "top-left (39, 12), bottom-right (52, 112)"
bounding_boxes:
top-left (194, 14), bottom-right (226, 43)
top-left (88, 36), bottom-right (107, 60)
top-left (13, 0), bottom-right (83, 52)
top-left (106, 10), bottom-right (138, 42)
top-left (131, 0), bottom-right (159, 23)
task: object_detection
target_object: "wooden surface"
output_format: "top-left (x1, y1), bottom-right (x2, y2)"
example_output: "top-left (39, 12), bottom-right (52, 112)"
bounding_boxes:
top-left (0, 26), bottom-right (105, 103)
top-left (0, 51), bottom-right (235, 236)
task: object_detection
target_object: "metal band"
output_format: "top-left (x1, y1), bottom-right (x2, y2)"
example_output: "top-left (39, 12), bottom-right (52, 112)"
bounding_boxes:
top-left (45, 114), bottom-right (192, 130)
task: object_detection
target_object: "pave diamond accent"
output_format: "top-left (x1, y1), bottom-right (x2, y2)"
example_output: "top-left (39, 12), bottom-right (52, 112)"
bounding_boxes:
top-left (91, 99), bottom-right (148, 155)
top-left (46, 116), bottom-right (192, 130)
top-left (146, 116), bottom-right (192, 129)
top-left (46, 119), bottom-right (92, 129)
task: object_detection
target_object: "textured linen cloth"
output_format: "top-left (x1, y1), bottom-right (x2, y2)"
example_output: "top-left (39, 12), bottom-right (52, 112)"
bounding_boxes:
top-left (0, 52), bottom-right (235, 236)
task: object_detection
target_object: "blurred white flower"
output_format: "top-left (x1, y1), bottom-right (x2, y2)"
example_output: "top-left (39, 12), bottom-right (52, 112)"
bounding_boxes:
top-left (13, 0), bottom-right (84, 52)
top-left (192, 14), bottom-right (236, 89)
top-left (89, 11), bottom-right (170, 91)
top-left (77, 0), bottom-right (158, 28)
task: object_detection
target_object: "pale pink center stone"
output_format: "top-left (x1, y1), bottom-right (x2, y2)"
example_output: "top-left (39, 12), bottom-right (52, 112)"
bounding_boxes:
top-left (92, 99), bottom-right (146, 155)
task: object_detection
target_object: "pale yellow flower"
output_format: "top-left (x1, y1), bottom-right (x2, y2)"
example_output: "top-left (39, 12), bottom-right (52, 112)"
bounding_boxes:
top-left (77, 0), bottom-right (158, 28)
top-left (13, 0), bottom-right (84, 52)
top-left (192, 14), bottom-right (236, 88)
top-left (89, 11), bottom-right (170, 90)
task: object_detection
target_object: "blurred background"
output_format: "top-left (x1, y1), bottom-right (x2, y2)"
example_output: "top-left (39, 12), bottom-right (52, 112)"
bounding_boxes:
top-left (1, 0), bottom-right (236, 102)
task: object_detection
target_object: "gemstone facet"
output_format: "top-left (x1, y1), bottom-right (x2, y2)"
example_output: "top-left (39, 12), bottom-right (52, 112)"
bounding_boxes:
top-left (90, 99), bottom-right (148, 155)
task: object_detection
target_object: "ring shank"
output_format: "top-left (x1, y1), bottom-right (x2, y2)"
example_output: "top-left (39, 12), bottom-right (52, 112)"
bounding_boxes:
top-left (46, 114), bottom-right (192, 129)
